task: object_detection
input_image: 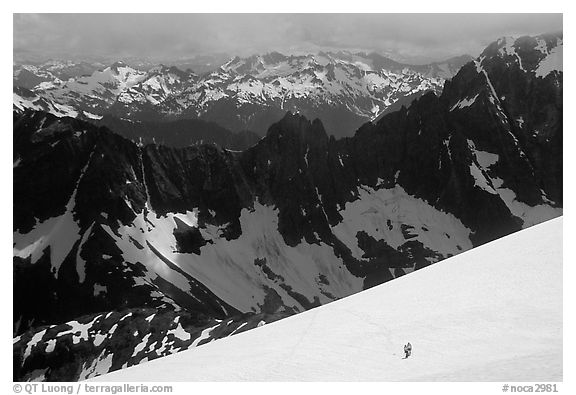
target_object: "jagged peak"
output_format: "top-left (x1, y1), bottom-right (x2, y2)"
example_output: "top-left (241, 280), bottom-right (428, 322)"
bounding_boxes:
top-left (469, 32), bottom-right (563, 81)
top-left (481, 32), bottom-right (563, 61)
top-left (169, 65), bottom-right (196, 79)
top-left (266, 111), bottom-right (329, 145)
top-left (147, 64), bottom-right (193, 80)
top-left (261, 51), bottom-right (288, 64)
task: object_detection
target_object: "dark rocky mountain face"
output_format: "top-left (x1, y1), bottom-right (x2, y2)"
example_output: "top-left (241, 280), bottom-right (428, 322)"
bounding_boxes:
top-left (95, 115), bottom-right (261, 151)
top-left (13, 33), bottom-right (562, 381)
top-left (13, 306), bottom-right (290, 382)
top-left (12, 87), bottom-right (260, 151)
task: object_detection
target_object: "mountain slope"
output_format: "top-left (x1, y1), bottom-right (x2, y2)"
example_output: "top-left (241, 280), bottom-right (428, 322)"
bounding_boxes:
top-left (95, 115), bottom-right (261, 150)
top-left (13, 60), bottom-right (105, 89)
top-left (13, 86), bottom-right (98, 120)
top-left (21, 61), bottom-right (148, 115)
top-left (93, 217), bottom-right (562, 381)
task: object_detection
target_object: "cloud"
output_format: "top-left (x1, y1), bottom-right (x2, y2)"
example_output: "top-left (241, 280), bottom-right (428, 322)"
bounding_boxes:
top-left (13, 13), bottom-right (562, 63)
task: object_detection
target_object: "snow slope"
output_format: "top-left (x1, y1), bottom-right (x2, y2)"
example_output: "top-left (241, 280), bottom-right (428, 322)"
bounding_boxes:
top-left (93, 217), bottom-right (562, 381)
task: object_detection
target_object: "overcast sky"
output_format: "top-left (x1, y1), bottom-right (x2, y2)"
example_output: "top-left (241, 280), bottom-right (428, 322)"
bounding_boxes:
top-left (13, 14), bottom-right (562, 64)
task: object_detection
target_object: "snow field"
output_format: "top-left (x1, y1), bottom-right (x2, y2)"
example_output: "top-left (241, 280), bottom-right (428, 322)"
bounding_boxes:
top-left (94, 217), bottom-right (562, 381)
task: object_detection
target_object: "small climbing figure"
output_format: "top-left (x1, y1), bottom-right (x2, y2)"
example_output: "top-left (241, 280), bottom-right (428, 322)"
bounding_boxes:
top-left (403, 342), bottom-right (412, 359)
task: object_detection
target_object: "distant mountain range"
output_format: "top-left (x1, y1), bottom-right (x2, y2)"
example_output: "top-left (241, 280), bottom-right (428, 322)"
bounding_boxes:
top-left (14, 51), bottom-right (472, 138)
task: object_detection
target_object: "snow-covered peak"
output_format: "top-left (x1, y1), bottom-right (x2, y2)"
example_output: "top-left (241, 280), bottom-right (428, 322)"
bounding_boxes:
top-left (535, 39), bottom-right (563, 78)
top-left (147, 64), bottom-right (195, 79)
top-left (22, 62), bottom-right (147, 113)
top-left (23, 50), bottom-right (467, 136)
top-left (13, 87), bottom-right (101, 120)
top-left (109, 60), bottom-right (127, 71)
top-left (496, 36), bottom-right (520, 56)
top-left (103, 63), bottom-right (146, 87)
top-left (178, 51), bottom-right (446, 118)
top-left (481, 33), bottom-right (563, 77)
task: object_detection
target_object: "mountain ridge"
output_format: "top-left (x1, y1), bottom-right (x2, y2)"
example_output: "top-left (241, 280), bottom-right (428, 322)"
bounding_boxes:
top-left (14, 50), bottom-right (473, 138)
